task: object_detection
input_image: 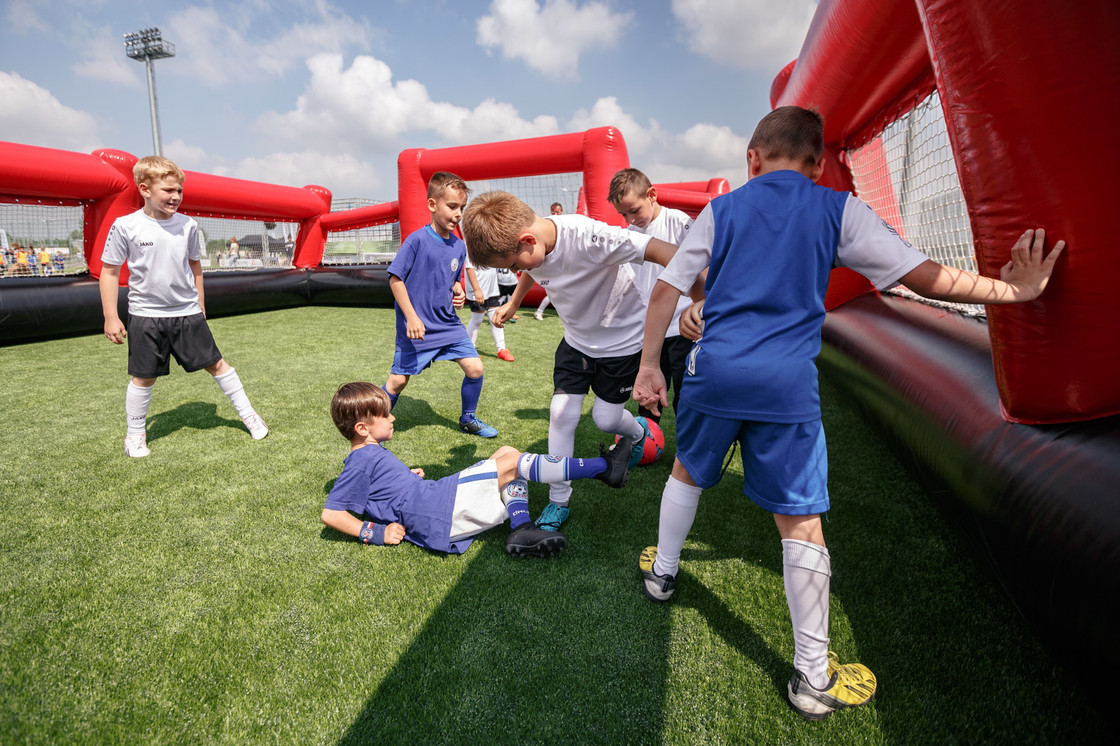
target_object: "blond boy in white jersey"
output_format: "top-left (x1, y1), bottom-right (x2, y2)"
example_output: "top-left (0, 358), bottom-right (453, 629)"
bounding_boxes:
top-left (100, 156), bottom-right (268, 457)
top-left (461, 191), bottom-right (702, 533)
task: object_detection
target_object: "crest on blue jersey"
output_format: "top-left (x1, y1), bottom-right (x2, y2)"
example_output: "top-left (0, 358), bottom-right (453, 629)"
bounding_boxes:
top-left (451, 258), bottom-right (460, 273)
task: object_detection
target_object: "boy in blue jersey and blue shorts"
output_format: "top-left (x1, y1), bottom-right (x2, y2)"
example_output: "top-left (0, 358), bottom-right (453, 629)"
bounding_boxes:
top-left (99, 155), bottom-right (269, 458)
top-left (384, 172), bottom-right (498, 438)
top-left (632, 106), bottom-right (1065, 720)
top-left (461, 192), bottom-right (703, 535)
top-left (321, 382), bottom-right (631, 557)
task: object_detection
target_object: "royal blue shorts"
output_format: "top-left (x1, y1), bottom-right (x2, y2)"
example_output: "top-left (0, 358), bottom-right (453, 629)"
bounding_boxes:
top-left (391, 338), bottom-right (479, 376)
top-left (675, 406), bottom-right (829, 516)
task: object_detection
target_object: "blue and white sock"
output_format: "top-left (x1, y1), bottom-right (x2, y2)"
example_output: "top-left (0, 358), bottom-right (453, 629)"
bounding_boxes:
top-left (502, 479), bottom-right (531, 529)
top-left (517, 453), bottom-right (607, 483)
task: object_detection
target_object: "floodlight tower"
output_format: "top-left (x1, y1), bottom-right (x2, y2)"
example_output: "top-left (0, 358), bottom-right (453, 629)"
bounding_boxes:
top-left (124, 27), bottom-right (176, 156)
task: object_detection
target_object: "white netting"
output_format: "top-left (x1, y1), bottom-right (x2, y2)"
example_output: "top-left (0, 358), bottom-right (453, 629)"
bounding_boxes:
top-left (322, 198), bottom-right (400, 265)
top-left (466, 173), bottom-right (583, 217)
top-left (847, 90), bottom-right (984, 317)
top-left (190, 216), bottom-right (300, 271)
top-left (0, 202), bottom-right (87, 277)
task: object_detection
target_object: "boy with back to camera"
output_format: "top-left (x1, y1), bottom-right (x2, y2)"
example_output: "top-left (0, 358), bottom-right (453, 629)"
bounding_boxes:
top-left (632, 106), bottom-right (1065, 720)
top-left (321, 382), bottom-right (632, 557)
top-left (461, 192), bottom-right (703, 533)
top-left (384, 172), bottom-right (498, 439)
top-left (99, 155), bottom-right (269, 458)
top-left (609, 168), bottom-right (695, 425)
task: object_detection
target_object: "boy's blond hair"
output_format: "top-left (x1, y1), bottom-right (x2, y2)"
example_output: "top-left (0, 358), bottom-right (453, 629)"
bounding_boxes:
top-left (607, 168), bottom-right (653, 205)
top-left (460, 190), bottom-right (537, 268)
top-left (747, 106), bottom-right (825, 167)
top-left (427, 171), bottom-right (470, 201)
top-left (133, 155), bottom-right (185, 187)
top-left (331, 382), bottom-right (392, 441)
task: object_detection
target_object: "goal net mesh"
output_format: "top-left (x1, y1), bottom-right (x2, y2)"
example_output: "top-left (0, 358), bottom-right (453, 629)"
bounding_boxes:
top-left (846, 90), bottom-right (984, 317)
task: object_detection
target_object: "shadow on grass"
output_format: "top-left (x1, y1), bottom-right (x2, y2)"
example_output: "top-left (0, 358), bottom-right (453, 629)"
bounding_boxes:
top-left (147, 401), bottom-right (243, 442)
top-left (336, 539), bottom-right (673, 745)
top-left (391, 396), bottom-right (460, 435)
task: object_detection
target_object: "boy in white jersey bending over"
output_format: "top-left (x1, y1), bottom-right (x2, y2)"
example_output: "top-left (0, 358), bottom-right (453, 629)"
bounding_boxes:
top-left (609, 168), bottom-right (695, 425)
top-left (633, 106), bottom-right (1064, 720)
top-left (100, 156), bottom-right (268, 458)
top-left (461, 193), bottom-right (701, 534)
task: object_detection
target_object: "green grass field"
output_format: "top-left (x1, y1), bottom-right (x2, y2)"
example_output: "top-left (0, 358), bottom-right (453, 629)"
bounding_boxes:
top-left (0, 306), bottom-right (1107, 744)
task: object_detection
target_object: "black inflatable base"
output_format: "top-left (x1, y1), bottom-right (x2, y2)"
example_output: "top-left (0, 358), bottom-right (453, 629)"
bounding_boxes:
top-left (0, 267), bottom-right (394, 345)
top-left (821, 292), bottom-right (1120, 700)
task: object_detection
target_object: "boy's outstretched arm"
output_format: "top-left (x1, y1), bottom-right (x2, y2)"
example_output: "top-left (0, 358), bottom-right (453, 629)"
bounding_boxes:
top-left (633, 279), bottom-right (680, 416)
top-left (900, 228), bottom-right (1065, 304)
top-left (320, 508), bottom-right (405, 545)
top-left (493, 271), bottom-right (535, 326)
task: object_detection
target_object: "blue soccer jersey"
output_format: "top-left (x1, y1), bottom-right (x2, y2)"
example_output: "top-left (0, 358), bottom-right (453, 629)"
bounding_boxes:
top-left (325, 444), bottom-right (467, 554)
top-left (387, 225), bottom-right (471, 352)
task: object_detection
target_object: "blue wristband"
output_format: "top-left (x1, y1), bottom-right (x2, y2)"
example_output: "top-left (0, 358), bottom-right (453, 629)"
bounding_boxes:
top-left (359, 521), bottom-right (384, 545)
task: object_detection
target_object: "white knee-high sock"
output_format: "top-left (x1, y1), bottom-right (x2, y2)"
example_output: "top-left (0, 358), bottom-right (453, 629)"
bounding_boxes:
top-left (546, 393), bottom-right (584, 506)
top-left (652, 476), bottom-right (702, 578)
top-left (466, 312), bottom-right (485, 345)
top-left (591, 399), bottom-right (644, 440)
top-left (783, 538), bottom-right (832, 689)
top-left (125, 382), bottom-right (153, 436)
top-left (488, 310), bottom-right (507, 350)
top-left (213, 368), bottom-right (256, 419)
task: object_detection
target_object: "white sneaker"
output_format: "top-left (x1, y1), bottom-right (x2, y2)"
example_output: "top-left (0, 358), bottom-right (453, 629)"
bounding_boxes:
top-left (534, 310), bottom-right (544, 320)
top-left (242, 413), bottom-right (269, 440)
top-left (124, 434), bottom-right (150, 458)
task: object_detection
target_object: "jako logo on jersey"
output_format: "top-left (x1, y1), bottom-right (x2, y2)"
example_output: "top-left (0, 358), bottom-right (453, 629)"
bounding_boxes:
top-left (619, 385), bottom-right (634, 394)
top-left (539, 280), bottom-right (550, 286)
top-left (139, 241), bottom-right (155, 247)
top-left (450, 258), bottom-right (460, 272)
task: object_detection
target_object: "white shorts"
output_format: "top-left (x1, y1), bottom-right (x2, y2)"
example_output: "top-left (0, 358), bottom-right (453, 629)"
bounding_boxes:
top-left (448, 459), bottom-right (507, 543)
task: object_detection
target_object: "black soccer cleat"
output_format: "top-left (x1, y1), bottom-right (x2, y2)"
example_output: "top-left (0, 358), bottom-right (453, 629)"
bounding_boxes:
top-left (594, 441), bottom-right (632, 488)
top-left (505, 523), bottom-right (567, 558)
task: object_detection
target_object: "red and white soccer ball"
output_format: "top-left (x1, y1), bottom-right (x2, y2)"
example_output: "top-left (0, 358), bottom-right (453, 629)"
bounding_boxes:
top-left (616, 416), bottom-right (665, 465)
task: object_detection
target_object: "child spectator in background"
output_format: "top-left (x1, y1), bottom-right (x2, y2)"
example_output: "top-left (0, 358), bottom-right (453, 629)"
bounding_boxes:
top-left (384, 171), bottom-right (498, 439)
top-left (633, 106), bottom-right (1065, 720)
top-left (322, 382), bottom-right (632, 557)
top-left (609, 168), bottom-right (695, 425)
top-left (464, 252), bottom-right (515, 361)
top-left (99, 155), bottom-right (268, 458)
top-left (461, 191), bottom-right (702, 534)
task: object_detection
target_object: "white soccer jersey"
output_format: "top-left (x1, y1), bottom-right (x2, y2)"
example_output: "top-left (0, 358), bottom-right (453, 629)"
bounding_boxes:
top-left (464, 252), bottom-right (499, 301)
top-left (628, 206), bottom-right (694, 339)
top-left (101, 209), bottom-right (203, 317)
top-left (527, 214), bottom-right (653, 356)
top-left (660, 194), bottom-right (929, 295)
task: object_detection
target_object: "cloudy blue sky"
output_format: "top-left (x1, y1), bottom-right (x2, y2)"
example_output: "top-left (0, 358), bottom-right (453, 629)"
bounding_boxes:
top-left (1, 0), bottom-right (816, 200)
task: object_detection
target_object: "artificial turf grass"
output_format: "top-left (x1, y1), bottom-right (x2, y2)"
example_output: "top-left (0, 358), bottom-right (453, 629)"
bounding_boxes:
top-left (0, 305), bottom-right (1108, 744)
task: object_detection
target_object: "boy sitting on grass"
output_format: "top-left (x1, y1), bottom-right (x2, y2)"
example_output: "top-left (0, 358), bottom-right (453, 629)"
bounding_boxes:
top-left (321, 382), bottom-right (632, 558)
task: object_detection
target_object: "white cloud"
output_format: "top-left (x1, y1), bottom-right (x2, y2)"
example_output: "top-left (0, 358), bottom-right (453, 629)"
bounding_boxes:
top-left (259, 53), bottom-right (559, 153)
top-left (4, 0), bottom-right (47, 33)
top-left (0, 72), bottom-right (102, 152)
top-left (72, 32), bottom-right (143, 87)
top-left (166, 4), bottom-right (373, 86)
top-left (568, 96), bottom-right (748, 188)
top-left (671, 0), bottom-right (815, 71)
top-left (162, 139), bottom-right (212, 171)
top-left (476, 0), bottom-right (633, 79)
top-left (212, 150), bottom-right (381, 196)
